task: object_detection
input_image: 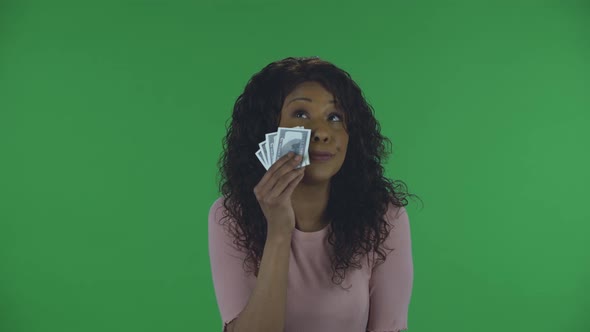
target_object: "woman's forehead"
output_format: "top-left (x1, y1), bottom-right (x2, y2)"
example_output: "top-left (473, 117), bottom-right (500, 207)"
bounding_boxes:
top-left (282, 83), bottom-right (347, 110)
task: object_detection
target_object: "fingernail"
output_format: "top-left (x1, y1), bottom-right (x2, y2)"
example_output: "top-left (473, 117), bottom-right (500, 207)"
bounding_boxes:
top-left (294, 155), bottom-right (302, 161)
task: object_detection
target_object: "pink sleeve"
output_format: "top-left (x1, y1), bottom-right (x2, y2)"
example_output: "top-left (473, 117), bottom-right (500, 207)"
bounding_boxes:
top-left (208, 197), bottom-right (253, 332)
top-left (366, 205), bottom-right (414, 332)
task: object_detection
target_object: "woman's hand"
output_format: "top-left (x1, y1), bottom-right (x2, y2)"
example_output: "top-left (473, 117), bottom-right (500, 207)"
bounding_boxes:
top-left (253, 152), bottom-right (306, 237)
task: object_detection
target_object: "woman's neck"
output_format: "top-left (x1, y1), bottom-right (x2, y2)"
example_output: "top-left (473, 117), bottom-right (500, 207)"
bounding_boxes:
top-left (291, 181), bottom-right (331, 232)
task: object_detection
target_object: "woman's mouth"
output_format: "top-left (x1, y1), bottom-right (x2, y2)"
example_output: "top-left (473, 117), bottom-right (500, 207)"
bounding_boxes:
top-left (309, 152), bottom-right (334, 162)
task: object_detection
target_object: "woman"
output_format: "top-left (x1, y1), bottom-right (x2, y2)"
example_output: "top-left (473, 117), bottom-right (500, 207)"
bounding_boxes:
top-left (209, 56), bottom-right (420, 332)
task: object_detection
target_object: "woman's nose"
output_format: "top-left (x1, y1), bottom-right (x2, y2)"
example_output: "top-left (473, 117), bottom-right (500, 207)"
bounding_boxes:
top-left (310, 123), bottom-right (330, 142)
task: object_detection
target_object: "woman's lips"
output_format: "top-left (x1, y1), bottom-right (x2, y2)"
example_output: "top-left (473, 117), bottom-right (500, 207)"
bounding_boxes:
top-left (310, 153), bottom-right (334, 162)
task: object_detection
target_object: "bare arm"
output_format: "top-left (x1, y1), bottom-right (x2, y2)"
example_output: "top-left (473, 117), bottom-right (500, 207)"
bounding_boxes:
top-left (227, 228), bottom-right (292, 332)
top-left (226, 153), bottom-right (303, 332)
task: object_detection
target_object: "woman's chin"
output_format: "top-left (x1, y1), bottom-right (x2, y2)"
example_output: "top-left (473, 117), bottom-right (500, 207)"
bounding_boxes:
top-left (300, 168), bottom-right (335, 184)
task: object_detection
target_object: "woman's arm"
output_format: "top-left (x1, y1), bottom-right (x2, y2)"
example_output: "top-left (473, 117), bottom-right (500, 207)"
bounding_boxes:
top-left (228, 229), bottom-right (292, 332)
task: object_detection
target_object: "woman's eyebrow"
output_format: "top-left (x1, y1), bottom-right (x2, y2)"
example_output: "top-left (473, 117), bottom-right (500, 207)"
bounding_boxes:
top-left (287, 97), bottom-right (336, 105)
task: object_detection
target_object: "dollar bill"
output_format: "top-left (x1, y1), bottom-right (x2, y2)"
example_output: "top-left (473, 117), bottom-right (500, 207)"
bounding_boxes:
top-left (265, 132), bottom-right (278, 166)
top-left (259, 141), bottom-right (269, 166)
top-left (255, 126), bottom-right (308, 170)
top-left (255, 149), bottom-right (268, 169)
top-left (274, 127), bottom-right (311, 169)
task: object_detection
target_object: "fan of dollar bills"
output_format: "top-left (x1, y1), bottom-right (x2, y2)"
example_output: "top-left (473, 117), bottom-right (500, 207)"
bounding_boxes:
top-left (255, 126), bottom-right (312, 170)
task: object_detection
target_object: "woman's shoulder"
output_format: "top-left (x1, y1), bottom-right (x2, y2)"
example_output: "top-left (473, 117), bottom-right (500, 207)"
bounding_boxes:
top-left (210, 196), bottom-right (225, 210)
top-left (208, 196), bottom-right (240, 249)
top-left (209, 195), bottom-right (235, 213)
top-left (208, 196), bottom-right (231, 227)
top-left (384, 201), bottom-right (408, 225)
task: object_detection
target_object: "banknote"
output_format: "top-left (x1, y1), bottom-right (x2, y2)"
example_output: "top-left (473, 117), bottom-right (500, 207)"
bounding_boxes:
top-left (259, 141), bottom-right (269, 166)
top-left (255, 126), bottom-right (309, 170)
top-left (264, 132), bottom-right (277, 166)
top-left (255, 149), bottom-right (268, 169)
top-left (274, 127), bottom-right (311, 169)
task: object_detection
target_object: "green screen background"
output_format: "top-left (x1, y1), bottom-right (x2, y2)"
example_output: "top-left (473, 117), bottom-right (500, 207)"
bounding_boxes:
top-left (1, 1), bottom-right (589, 331)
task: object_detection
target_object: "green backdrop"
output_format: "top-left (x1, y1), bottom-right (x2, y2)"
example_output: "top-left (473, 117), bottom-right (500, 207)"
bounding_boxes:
top-left (1, 1), bottom-right (589, 331)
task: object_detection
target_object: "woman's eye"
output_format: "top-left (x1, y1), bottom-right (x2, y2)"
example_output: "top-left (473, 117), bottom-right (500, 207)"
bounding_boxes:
top-left (329, 113), bottom-right (343, 122)
top-left (294, 110), bottom-right (343, 122)
top-left (294, 111), bottom-right (307, 118)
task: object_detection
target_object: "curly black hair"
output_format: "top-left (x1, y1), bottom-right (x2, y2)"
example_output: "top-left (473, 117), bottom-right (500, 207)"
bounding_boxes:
top-left (215, 56), bottom-right (421, 288)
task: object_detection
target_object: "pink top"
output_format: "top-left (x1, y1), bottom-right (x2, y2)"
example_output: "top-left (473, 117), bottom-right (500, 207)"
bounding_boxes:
top-left (208, 197), bottom-right (414, 332)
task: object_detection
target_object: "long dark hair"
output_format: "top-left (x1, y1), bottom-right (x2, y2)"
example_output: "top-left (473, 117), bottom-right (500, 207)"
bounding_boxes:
top-left (216, 56), bottom-right (421, 288)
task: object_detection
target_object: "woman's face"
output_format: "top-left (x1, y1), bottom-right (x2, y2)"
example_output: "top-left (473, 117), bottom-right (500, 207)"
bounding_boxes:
top-left (278, 81), bottom-right (349, 183)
